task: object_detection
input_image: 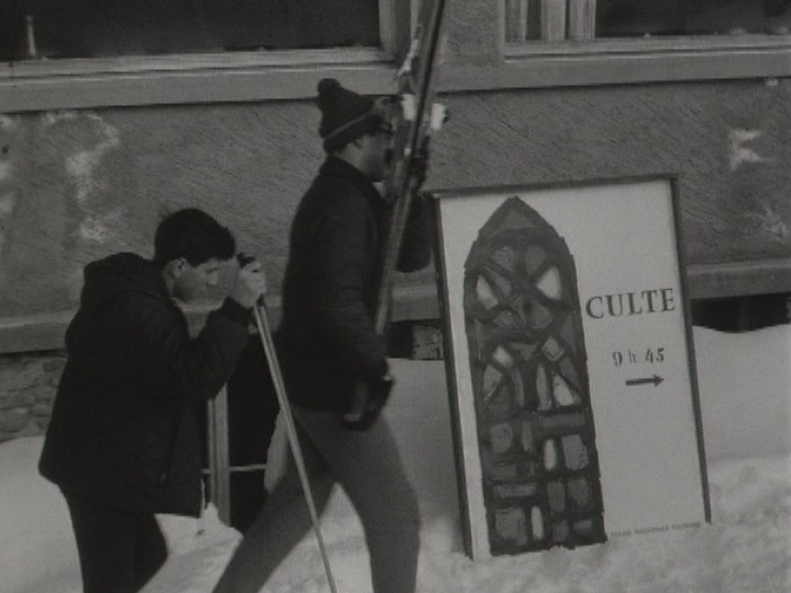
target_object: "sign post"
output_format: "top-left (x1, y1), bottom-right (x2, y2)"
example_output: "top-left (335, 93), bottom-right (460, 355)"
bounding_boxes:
top-left (433, 177), bottom-right (710, 559)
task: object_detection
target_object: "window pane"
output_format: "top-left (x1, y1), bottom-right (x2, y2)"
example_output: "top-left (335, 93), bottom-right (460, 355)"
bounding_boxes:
top-left (597, 0), bottom-right (790, 38)
top-left (1, 0), bottom-right (381, 61)
top-left (503, 0), bottom-right (791, 43)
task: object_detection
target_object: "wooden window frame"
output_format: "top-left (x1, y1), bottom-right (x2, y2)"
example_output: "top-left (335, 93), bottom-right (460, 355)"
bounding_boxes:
top-left (494, 0), bottom-right (791, 88)
top-left (3, 1), bottom-right (790, 113)
top-left (0, 48), bottom-right (398, 112)
top-left (0, 0), bottom-right (412, 113)
top-left (497, 36), bottom-right (791, 87)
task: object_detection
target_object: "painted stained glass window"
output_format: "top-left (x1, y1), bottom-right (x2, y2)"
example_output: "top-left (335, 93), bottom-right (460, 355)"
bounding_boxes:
top-left (463, 196), bottom-right (607, 554)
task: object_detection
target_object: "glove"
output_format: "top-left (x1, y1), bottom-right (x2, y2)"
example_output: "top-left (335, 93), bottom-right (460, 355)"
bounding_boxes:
top-left (342, 374), bottom-right (394, 431)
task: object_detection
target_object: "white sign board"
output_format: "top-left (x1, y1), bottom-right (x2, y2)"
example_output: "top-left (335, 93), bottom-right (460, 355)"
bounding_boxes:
top-left (433, 177), bottom-right (709, 559)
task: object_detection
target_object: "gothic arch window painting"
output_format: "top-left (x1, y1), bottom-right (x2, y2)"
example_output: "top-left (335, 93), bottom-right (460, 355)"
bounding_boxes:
top-left (436, 180), bottom-right (710, 562)
top-left (463, 196), bottom-right (606, 555)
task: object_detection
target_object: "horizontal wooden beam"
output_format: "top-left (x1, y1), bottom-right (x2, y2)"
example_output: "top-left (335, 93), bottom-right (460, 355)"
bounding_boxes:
top-left (0, 261), bottom-right (787, 354)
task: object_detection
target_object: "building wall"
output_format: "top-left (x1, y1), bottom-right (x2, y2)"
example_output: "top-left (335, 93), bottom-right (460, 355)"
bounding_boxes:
top-left (0, 0), bottom-right (789, 438)
top-left (1, 77), bottom-right (789, 320)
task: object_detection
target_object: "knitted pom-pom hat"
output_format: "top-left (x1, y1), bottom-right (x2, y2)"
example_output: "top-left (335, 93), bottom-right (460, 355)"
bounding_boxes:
top-left (317, 78), bottom-right (382, 152)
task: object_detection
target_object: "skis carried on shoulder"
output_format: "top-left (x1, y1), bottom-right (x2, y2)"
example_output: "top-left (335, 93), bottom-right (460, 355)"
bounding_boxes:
top-left (375, 0), bottom-right (449, 336)
top-left (343, 0), bottom-right (449, 429)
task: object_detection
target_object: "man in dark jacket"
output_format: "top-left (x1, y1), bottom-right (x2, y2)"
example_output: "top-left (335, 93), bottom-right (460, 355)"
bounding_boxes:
top-left (39, 208), bottom-right (266, 593)
top-left (212, 79), bottom-right (432, 593)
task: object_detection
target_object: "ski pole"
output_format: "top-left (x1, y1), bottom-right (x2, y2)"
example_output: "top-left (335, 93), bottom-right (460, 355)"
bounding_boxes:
top-left (250, 299), bottom-right (339, 593)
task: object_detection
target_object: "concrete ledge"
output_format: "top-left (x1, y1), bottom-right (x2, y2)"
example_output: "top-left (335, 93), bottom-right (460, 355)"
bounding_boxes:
top-left (0, 284), bottom-right (441, 354)
top-left (3, 41), bottom-right (789, 113)
top-left (0, 312), bottom-right (74, 355)
top-left (1, 261), bottom-right (788, 354)
top-left (687, 259), bottom-right (791, 299)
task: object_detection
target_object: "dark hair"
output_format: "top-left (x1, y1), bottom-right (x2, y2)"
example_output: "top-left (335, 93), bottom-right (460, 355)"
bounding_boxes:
top-left (152, 208), bottom-right (236, 269)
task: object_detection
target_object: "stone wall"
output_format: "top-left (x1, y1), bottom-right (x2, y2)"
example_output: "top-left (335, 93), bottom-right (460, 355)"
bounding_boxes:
top-left (0, 352), bottom-right (65, 442)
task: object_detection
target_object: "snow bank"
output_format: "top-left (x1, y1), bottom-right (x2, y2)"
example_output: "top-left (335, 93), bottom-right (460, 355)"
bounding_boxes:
top-left (1, 324), bottom-right (788, 593)
top-left (0, 436), bottom-right (80, 593)
top-left (694, 324), bottom-right (791, 461)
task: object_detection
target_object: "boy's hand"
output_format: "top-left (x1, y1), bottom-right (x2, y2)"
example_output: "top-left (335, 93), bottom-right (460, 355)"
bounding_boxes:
top-left (231, 254), bottom-right (267, 309)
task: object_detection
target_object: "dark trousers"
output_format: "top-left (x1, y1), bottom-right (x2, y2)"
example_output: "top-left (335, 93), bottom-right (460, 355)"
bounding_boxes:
top-left (212, 406), bottom-right (421, 593)
top-left (63, 489), bottom-right (167, 593)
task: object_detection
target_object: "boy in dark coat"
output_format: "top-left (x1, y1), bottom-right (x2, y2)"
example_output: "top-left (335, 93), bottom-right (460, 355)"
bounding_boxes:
top-left (212, 79), bottom-right (432, 593)
top-left (39, 208), bottom-right (267, 593)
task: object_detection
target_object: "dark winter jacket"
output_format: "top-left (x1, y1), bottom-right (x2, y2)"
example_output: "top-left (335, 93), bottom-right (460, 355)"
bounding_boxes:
top-left (39, 253), bottom-right (250, 517)
top-left (277, 156), bottom-right (431, 412)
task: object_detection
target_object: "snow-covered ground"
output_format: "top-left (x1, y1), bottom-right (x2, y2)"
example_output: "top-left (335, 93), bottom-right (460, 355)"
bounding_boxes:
top-left (2, 324), bottom-right (789, 593)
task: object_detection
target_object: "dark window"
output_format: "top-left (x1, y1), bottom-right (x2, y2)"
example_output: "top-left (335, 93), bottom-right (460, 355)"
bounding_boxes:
top-left (504, 0), bottom-right (791, 44)
top-left (597, 0), bottom-right (790, 38)
top-left (692, 293), bottom-right (791, 333)
top-left (1, 0), bottom-right (381, 61)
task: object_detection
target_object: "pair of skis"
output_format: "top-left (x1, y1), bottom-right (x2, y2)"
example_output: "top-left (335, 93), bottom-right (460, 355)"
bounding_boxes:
top-left (343, 0), bottom-right (449, 428)
top-left (250, 0), bottom-right (449, 589)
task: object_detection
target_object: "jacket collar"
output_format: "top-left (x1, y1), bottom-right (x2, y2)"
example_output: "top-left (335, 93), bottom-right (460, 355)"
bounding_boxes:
top-left (320, 156), bottom-right (384, 206)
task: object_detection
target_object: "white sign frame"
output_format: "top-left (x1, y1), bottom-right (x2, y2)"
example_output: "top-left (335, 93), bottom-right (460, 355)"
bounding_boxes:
top-left (432, 177), bottom-right (710, 560)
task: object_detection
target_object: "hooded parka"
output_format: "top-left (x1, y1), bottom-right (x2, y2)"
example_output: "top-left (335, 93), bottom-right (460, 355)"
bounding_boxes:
top-left (39, 253), bottom-right (250, 517)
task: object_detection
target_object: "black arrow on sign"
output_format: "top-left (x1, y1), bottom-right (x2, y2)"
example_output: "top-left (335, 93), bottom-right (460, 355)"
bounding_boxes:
top-left (626, 375), bottom-right (664, 387)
